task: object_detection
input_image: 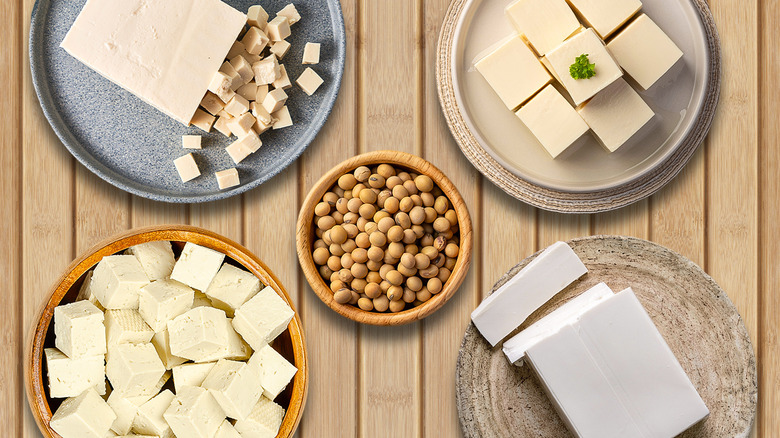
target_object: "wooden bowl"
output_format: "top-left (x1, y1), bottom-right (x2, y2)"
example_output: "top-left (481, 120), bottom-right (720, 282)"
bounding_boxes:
top-left (25, 225), bottom-right (308, 438)
top-left (296, 150), bottom-right (473, 326)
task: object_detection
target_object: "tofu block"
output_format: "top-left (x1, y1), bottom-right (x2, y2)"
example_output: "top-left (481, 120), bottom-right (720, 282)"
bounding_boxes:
top-left (544, 28), bottom-right (623, 105)
top-left (167, 306), bottom-right (231, 362)
top-left (302, 42), bottom-right (321, 64)
top-left (226, 41), bottom-right (246, 60)
top-left (253, 56), bottom-right (281, 85)
top-left (230, 55), bottom-right (255, 84)
top-left (219, 61), bottom-right (244, 91)
top-left (182, 135), bottom-right (202, 150)
top-left (105, 309), bottom-right (154, 346)
top-left (106, 343), bottom-right (166, 398)
top-left (233, 397), bottom-right (285, 438)
top-left (91, 255), bottom-right (150, 310)
top-left (269, 40), bottom-right (291, 59)
top-left (138, 279), bottom-right (195, 332)
top-left (266, 16), bottom-right (291, 41)
top-left (174, 153), bottom-right (201, 183)
top-left (190, 108), bottom-right (216, 133)
top-left (516, 85), bottom-right (589, 158)
top-left (132, 390), bottom-right (176, 438)
top-left (125, 241), bottom-right (175, 282)
top-left (172, 362), bottom-right (217, 393)
top-left (164, 386), bottom-right (226, 438)
top-left (475, 36), bottom-right (552, 110)
top-left (216, 168), bottom-right (240, 190)
top-left (232, 287), bottom-right (295, 350)
top-left (50, 388), bottom-right (117, 438)
top-left (214, 115), bottom-right (234, 137)
top-left (54, 300), bottom-right (106, 359)
top-left (272, 106), bottom-right (293, 130)
top-left (242, 26), bottom-right (270, 55)
top-left (215, 419), bottom-right (243, 438)
top-left (200, 92), bottom-right (225, 116)
top-left (226, 131), bottom-right (263, 164)
top-left (247, 5), bottom-right (269, 30)
top-left (215, 318), bottom-right (254, 361)
top-left (256, 84), bottom-right (270, 103)
top-left (566, 0), bottom-right (642, 39)
top-left (75, 271), bottom-right (104, 311)
top-left (45, 348), bottom-right (105, 398)
top-left (254, 118), bottom-right (273, 135)
top-left (262, 88), bottom-right (288, 114)
top-left (202, 359), bottom-right (264, 420)
top-left (471, 241), bottom-right (588, 346)
top-left (224, 95), bottom-right (251, 117)
top-left (60, 0), bottom-right (246, 124)
top-left (273, 64), bottom-right (293, 90)
top-left (170, 242), bottom-right (226, 291)
top-left (227, 112), bottom-right (258, 138)
top-left (277, 4), bottom-right (301, 25)
top-left (243, 50), bottom-right (263, 65)
top-left (505, 0), bottom-right (580, 56)
top-left (209, 72), bottom-right (238, 104)
top-left (577, 78), bottom-right (653, 152)
top-left (248, 345), bottom-right (298, 400)
top-left (296, 67), bottom-right (324, 96)
top-left (236, 82), bottom-right (258, 101)
top-left (606, 14), bottom-right (684, 90)
top-left (205, 263), bottom-right (262, 316)
top-left (251, 101), bottom-right (273, 125)
top-left (151, 328), bottom-right (188, 370)
top-left (106, 392), bottom-right (148, 435)
top-left (193, 290), bottom-right (213, 308)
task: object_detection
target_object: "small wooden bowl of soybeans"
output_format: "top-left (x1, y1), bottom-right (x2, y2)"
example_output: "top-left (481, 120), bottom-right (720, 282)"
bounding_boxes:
top-left (296, 150), bottom-right (473, 326)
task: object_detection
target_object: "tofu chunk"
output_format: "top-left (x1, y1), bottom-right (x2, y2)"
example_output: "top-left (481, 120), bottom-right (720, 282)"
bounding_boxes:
top-left (252, 56), bottom-right (281, 85)
top-left (505, 0), bottom-right (581, 55)
top-left (226, 131), bottom-right (263, 164)
top-left (174, 153), bottom-right (201, 183)
top-left (200, 92), bottom-right (225, 116)
top-left (272, 106), bottom-right (293, 130)
top-left (106, 343), bottom-right (166, 398)
top-left (273, 64), bottom-right (292, 90)
top-left (247, 5), bottom-right (269, 30)
top-left (138, 279), bottom-right (195, 332)
top-left (124, 240), bottom-right (175, 282)
top-left (515, 85), bottom-right (589, 158)
top-left (229, 56), bottom-right (255, 84)
top-left (208, 72), bottom-right (237, 103)
top-left (226, 41), bottom-right (246, 60)
top-left (172, 362), bottom-right (217, 393)
top-left (214, 115), bottom-right (234, 137)
top-left (236, 82), bottom-right (258, 101)
top-left (296, 67), bottom-right (324, 95)
top-left (132, 390), bottom-right (176, 438)
top-left (90, 255), bottom-right (150, 310)
top-left (266, 16), bottom-right (291, 41)
top-left (182, 135), bottom-right (202, 150)
top-left (170, 242), bottom-right (226, 291)
top-left (269, 40), bottom-right (291, 59)
top-left (232, 287), bottom-right (295, 350)
top-left (277, 4), bottom-right (301, 25)
top-left (566, 0), bottom-right (642, 39)
top-left (227, 112), bottom-right (258, 138)
top-left (248, 345), bottom-right (298, 400)
top-left (224, 94), bottom-right (251, 117)
top-left (190, 108), bottom-right (216, 133)
top-left (75, 271), bottom-right (104, 311)
top-left (45, 348), bottom-right (106, 398)
top-left (251, 101), bottom-right (273, 125)
top-left (202, 359), bottom-right (264, 420)
top-left (215, 419), bottom-right (243, 438)
top-left (302, 42), bottom-right (321, 64)
top-left (151, 327), bottom-right (188, 370)
top-left (205, 263), bottom-right (262, 316)
top-left (54, 300), bottom-right (107, 359)
top-left (262, 88), bottom-right (288, 113)
top-left (242, 26), bottom-right (270, 55)
top-left (233, 397), bottom-right (285, 438)
top-left (50, 388), bottom-right (116, 438)
top-left (106, 392), bottom-right (147, 435)
top-left (216, 168), bottom-right (241, 190)
top-left (163, 386), bottom-right (226, 438)
top-left (219, 61), bottom-right (244, 91)
top-left (104, 309), bottom-right (154, 346)
top-left (167, 306), bottom-right (231, 362)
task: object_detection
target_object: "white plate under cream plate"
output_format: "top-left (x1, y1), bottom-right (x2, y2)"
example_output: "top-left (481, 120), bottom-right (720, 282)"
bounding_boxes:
top-left (436, 0), bottom-right (721, 213)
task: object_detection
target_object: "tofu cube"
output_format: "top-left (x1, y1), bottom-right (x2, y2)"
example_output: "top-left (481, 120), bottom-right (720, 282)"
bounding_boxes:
top-left (256, 84), bottom-right (270, 103)
top-left (566, 0), bottom-right (642, 39)
top-left (272, 106), bottom-right (293, 130)
top-left (247, 5), bottom-right (269, 30)
top-left (105, 309), bottom-right (154, 346)
top-left (226, 131), bottom-right (263, 164)
top-left (132, 390), bottom-right (176, 438)
top-left (205, 263), bottom-right (262, 316)
top-left (106, 392), bottom-right (148, 435)
top-left (125, 241), bottom-right (175, 282)
top-left (242, 26), bottom-right (270, 55)
top-left (195, 317), bottom-right (253, 363)
top-left (167, 307), bottom-right (231, 362)
top-left (224, 94), bottom-right (251, 117)
top-left (302, 42), bottom-right (321, 64)
top-left (475, 35), bottom-right (551, 110)
top-left (266, 16), bottom-right (291, 41)
top-left (243, 49), bottom-right (263, 64)
top-left (214, 115), bottom-right (234, 137)
top-left (193, 290), bottom-right (213, 308)
top-left (190, 108), bottom-right (216, 133)
top-left (54, 300), bottom-right (107, 359)
top-left (262, 88), bottom-right (288, 114)
top-left (232, 287), bottom-right (295, 350)
top-left (75, 271), bottom-right (104, 311)
top-left (249, 345), bottom-right (298, 400)
top-left (251, 101), bottom-right (273, 125)
top-left (45, 348), bottom-right (105, 398)
top-left (182, 135), bottom-right (202, 150)
top-left (219, 61), bottom-right (244, 91)
top-left (172, 362), bottom-right (217, 393)
top-left (269, 40), bottom-right (291, 59)
top-left (254, 118), bottom-right (273, 135)
top-left (200, 92), bottom-right (225, 116)
top-left (163, 386), bottom-right (226, 438)
top-left (215, 419), bottom-right (243, 438)
top-left (50, 388), bottom-right (116, 438)
top-left (505, 0), bottom-right (581, 55)
top-left (208, 72), bottom-right (237, 103)
top-left (91, 255), bottom-right (150, 310)
top-left (606, 14), bottom-right (683, 90)
top-left (106, 343), bottom-right (166, 398)
top-left (516, 85), bottom-right (589, 158)
top-left (252, 56), bottom-right (281, 85)
top-left (174, 153), bottom-right (201, 183)
top-left (170, 242), bottom-right (226, 291)
top-left (151, 327), bottom-right (188, 370)
top-left (544, 28), bottom-right (623, 105)
top-left (138, 279), bottom-right (195, 332)
top-left (277, 4), bottom-right (301, 25)
top-left (230, 55), bottom-right (255, 84)
top-left (233, 397), bottom-right (285, 438)
top-left (227, 112), bottom-right (258, 138)
top-left (226, 41), bottom-right (246, 60)
top-left (202, 359), bottom-right (264, 420)
top-left (296, 67), bottom-right (324, 96)
top-left (236, 82), bottom-right (258, 101)
top-left (216, 168), bottom-right (240, 190)
top-left (577, 78), bottom-right (654, 152)
top-left (273, 64), bottom-right (292, 90)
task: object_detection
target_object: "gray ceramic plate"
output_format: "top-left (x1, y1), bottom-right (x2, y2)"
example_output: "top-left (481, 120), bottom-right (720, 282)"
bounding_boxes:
top-left (30, 0), bottom-right (345, 203)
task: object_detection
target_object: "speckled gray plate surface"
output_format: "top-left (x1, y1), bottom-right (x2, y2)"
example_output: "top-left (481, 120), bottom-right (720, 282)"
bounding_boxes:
top-left (456, 236), bottom-right (757, 438)
top-left (30, 0), bottom-right (345, 203)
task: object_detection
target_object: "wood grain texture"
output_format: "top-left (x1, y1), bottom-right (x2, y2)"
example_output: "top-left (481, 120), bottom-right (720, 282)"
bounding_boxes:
top-left (75, 166), bottom-right (130, 253)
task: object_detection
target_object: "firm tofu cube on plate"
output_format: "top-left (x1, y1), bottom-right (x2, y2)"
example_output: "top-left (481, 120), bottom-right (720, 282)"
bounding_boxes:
top-left (233, 396), bottom-right (285, 438)
top-left (297, 67), bottom-right (324, 96)
top-left (45, 348), bottom-right (105, 398)
top-left (164, 386), bottom-right (226, 438)
top-left (252, 99), bottom-right (273, 124)
top-left (91, 254), bottom-right (150, 310)
top-left (172, 362), bottom-right (217, 393)
top-left (516, 85), bottom-right (589, 158)
top-left (216, 168), bottom-right (241, 190)
top-left (208, 72), bottom-right (237, 104)
top-left (226, 131), bottom-right (263, 165)
top-left (227, 112), bottom-right (258, 138)
top-left (302, 42), bottom-right (321, 64)
top-left (277, 4), bottom-right (301, 25)
top-left (182, 135), bottom-right (202, 150)
top-left (50, 388), bottom-right (116, 438)
top-left (202, 359), bottom-right (264, 420)
top-left (236, 82), bottom-right (259, 101)
top-left (167, 306), bottom-right (231, 362)
top-left (566, 0), bottom-right (642, 39)
top-left (232, 287), bottom-right (295, 351)
top-left (220, 61), bottom-right (244, 91)
top-left (132, 390), bottom-right (176, 438)
top-left (54, 300), bottom-right (106, 359)
top-left (224, 95), bottom-right (251, 117)
top-left (270, 40), bottom-right (291, 59)
top-left (505, 0), bottom-right (581, 56)
top-left (247, 5), bottom-right (269, 30)
top-left (125, 240), bottom-right (175, 282)
top-left (273, 65), bottom-right (293, 90)
top-left (200, 92), bottom-right (225, 116)
top-left (151, 327), bottom-right (188, 370)
top-left (241, 26), bottom-right (269, 55)
top-left (214, 115), bottom-right (234, 137)
top-left (105, 309), bottom-right (154, 346)
top-left (190, 108), bottom-right (216, 133)
top-left (272, 106), bottom-right (293, 130)
top-left (138, 279), bottom-right (195, 332)
top-left (106, 343), bottom-right (166, 398)
top-left (170, 242), bottom-right (225, 291)
top-left (475, 35), bottom-right (552, 110)
top-left (266, 16), bottom-right (291, 41)
top-left (205, 263), bottom-right (262, 316)
top-left (262, 88), bottom-right (288, 114)
top-left (577, 78), bottom-right (654, 152)
top-left (215, 419), bottom-right (243, 438)
top-left (249, 345), bottom-right (298, 400)
top-left (106, 391), bottom-right (148, 435)
top-left (230, 55), bottom-right (255, 84)
top-left (174, 153), bottom-right (201, 183)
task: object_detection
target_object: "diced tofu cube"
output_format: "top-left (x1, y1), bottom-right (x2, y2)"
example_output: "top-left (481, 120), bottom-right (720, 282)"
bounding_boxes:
top-left (170, 242), bottom-right (226, 291)
top-left (262, 88), bottom-right (288, 113)
top-left (236, 82), bottom-right (258, 101)
top-left (214, 115), bottom-right (234, 137)
top-left (296, 67), bottom-right (324, 96)
top-left (205, 264), bottom-right (262, 316)
top-left (172, 362), bottom-right (217, 393)
top-left (273, 65), bottom-right (292, 90)
top-left (138, 279), bottom-right (195, 332)
top-left (124, 241), bottom-right (175, 282)
top-left (242, 26), bottom-right (270, 55)
top-left (248, 345), bottom-right (298, 400)
top-left (230, 56), bottom-right (255, 84)
top-left (50, 388), bottom-right (116, 438)
top-left (163, 386), bottom-right (226, 438)
top-left (266, 16), bottom-right (291, 41)
top-left (252, 56), bottom-right (281, 85)
top-left (200, 92), bottom-right (225, 116)
top-left (208, 72), bottom-right (237, 103)
top-left (106, 392), bottom-right (148, 435)
top-left (202, 359), bottom-right (264, 420)
top-left (254, 119), bottom-right (273, 135)
top-left (227, 112), bottom-right (258, 138)
top-left (226, 131), bottom-right (263, 164)
top-left (105, 309), bottom-right (154, 346)
top-left (277, 4), bottom-right (301, 24)
top-left (233, 397), bottom-right (285, 438)
top-left (516, 85), bottom-right (589, 158)
top-left (182, 135), bottom-right (202, 150)
top-left (75, 271), bottom-right (104, 311)
top-left (302, 42), bottom-right (321, 64)
top-left (106, 343), bottom-right (165, 398)
top-left (167, 307), bottom-right (231, 362)
top-left (243, 50), bottom-right (263, 65)
top-left (215, 419), bottom-right (243, 438)
top-left (227, 41), bottom-right (246, 59)
top-left (247, 5), bottom-right (269, 30)
top-left (577, 78), bottom-right (654, 152)
top-left (219, 61), bottom-right (244, 91)
top-left (132, 390), bottom-right (176, 438)
top-left (174, 153), bottom-right (201, 183)
top-left (190, 108), bottom-right (216, 133)
top-left (54, 300), bottom-right (107, 359)
top-left (216, 168), bottom-right (240, 190)
top-left (505, 0), bottom-right (581, 56)
top-left (232, 287), bottom-right (295, 350)
top-left (475, 35), bottom-right (551, 110)
top-left (566, 0), bottom-right (642, 39)
top-left (151, 327), bottom-right (188, 370)
top-left (256, 84), bottom-right (270, 103)
top-left (45, 348), bottom-right (105, 398)
top-left (91, 255), bottom-right (149, 310)
top-left (269, 40), bottom-right (291, 59)
top-left (251, 101), bottom-right (273, 125)
top-left (272, 106), bottom-right (293, 130)
top-left (193, 290), bottom-right (213, 308)
top-left (224, 95), bottom-right (251, 117)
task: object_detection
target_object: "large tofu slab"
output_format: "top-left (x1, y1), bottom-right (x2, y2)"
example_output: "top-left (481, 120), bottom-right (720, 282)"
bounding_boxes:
top-left (60, 0), bottom-right (247, 125)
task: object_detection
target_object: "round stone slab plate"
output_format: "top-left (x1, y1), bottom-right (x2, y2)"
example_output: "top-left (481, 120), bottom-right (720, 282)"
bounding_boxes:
top-left (30, 0), bottom-right (346, 203)
top-left (456, 236), bottom-right (756, 438)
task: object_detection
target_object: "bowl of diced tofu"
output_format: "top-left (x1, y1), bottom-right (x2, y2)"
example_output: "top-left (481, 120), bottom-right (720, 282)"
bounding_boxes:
top-left (25, 225), bottom-right (307, 438)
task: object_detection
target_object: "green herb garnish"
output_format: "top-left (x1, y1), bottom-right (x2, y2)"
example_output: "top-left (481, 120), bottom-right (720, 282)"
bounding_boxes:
top-left (569, 54), bottom-right (595, 79)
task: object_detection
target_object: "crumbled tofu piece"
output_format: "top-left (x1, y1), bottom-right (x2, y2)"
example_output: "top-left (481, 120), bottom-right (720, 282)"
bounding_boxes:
top-left (182, 135), bottom-right (202, 150)
top-left (233, 397), bottom-right (284, 438)
top-left (54, 300), bottom-right (107, 359)
top-left (242, 50), bottom-right (263, 64)
top-left (226, 41), bottom-right (246, 60)
top-left (256, 84), bottom-right (270, 104)
top-left (252, 56), bottom-right (281, 85)
top-left (91, 255), bottom-right (150, 310)
top-left (105, 309), bottom-right (154, 346)
top-left (163, 386), bottom-right (226, 438)
top-left (230, 56), bottom-right (255, 84)
top-left (236, 82), bottom-right (258, 101)
top-left (215, 419), bottom-right (243, 438)
top-left (45, 348), bottom-right (105, 398)
top-left (296, 67), bottom-right (324, 95)
top-left (208, 72), bottom-right (237, 103)
top-left (227, 112), bottom-right (258, 138)
top-left (248, 345), bottom-right (298, 400)
top-left (124, 241), bottom-right (175, 282)
top-left (132, 390), bottom-right (176, 438)
top-left (174, 153), bottom-right (201, 183)
top-left (266, 16), bottom-right (291, 41)
top-left (302, 42), bottom-right (321, 64)
top-left (106, 392), bottom-right (148, 435)
top-left (247, 5), bottom-right (269, 30)
top-left (205, 263), bottom-right (262, 316)
top-left (251, 101), bottom-right (273, 125)
top-left (50, 388), bottom-right (116, 438)
top-left (232, 287), bottom-right (295, 350)
top-left (242, 26), bottom-right (270, 55)
top-left (75, 271), bottom-right (104, 311)
top-left (172, 362), bottom-right (217, 393)
top-left (190, 109), bottom-right (216, 133)
top-left (277, 4), bottom-right (301, 25)
top-left (200, 92), bottom-right (225, 116)
top-left (262, 88), bottom-right (288, 113)
top-left (202, 360), bottom-right (263, 420)
top-left (216, 168), bottom-right (240, 190)
top-left (150, 328), bottom-right (187, 370)
top-left (269, 40), bottom-right (291, 59)
top-left (138, 279), bottom-right (195, 332)
top-left (273, 64), bottom-right (292, 89)
top-left (226, 131), bottom-right (263, 164)
top-left (106, 343), bottom-right (165, 398)
top-left (167, 306), bottom-right (231, 362)
top-left (272, 106), bottom-right (293, 130)
top-left (214, 115), bottom-right (234, 137)
top-left (170, 242), bottom-right (226, 291)
top-left (219, 61), bottom-right (244, 91)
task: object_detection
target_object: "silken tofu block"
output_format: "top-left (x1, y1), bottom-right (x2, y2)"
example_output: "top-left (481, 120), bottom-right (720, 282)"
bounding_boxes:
top-left (172, 362), bottom-right (217, 392)
top-left (471, 241), bottom-right (587, 346)
top-left (205, 263), bottom-right (262, 316)
top-left (106, 343), bottom-right (166, 398)
top-left (475, 36), bottom-right (552, 110)
top-left (105, 309), bottom-right (154, 346)
top-left (60, 0), bottom-right (246, 125)
top-left (544, 28), bottom-right (623, 105)
top-left (76, 271), bottom-right (104, 311)
top-left (167, 306), bottom-right (231, 362)
top-left (125, 241), bottom-right (176, 282)
top-left (566, 0), bottom-right (642, 39)
top-left (138, 279), bottom-right (195, 332)
top-left (164, 386), bottom-right (226, 438)
top-left (216, 168), bottom-right (241, 190)
top-left (50, 388), bottom-right (117, 438)
top-left (215, 419), bottom-right (243, 438)
top-left (170, 242), bottom-right (226, 291)
top-left (54, 300), bottom-right (107, 359)
top-left (45, 348), bottom-right (105, 398)
top-left (91, 255), bottom-right (150, 310)
top-left (132, 390), bottom-right (176, 438)
top-left (233, 397), bottom-right (285, 438)
top-left (296, 67), bottom-right (324, 96)
top-left (248, 345), bottom-right (298, 400)
top-left (202, 359), bottom-right (264, 420)
top-left (505, 0), bottom-right (581, 55)
top-left (151, 328), bottom-right (188, 370)
top-left (577, 78), bottom-right (653, 152)
top-left (515, 85), bottom-right (589, 158)
top-left (106, 392), bottom-right (148, 435)
top-left (174, 153), bottom-right (201, 183)
top-left (606, 14), bottom-right (684, 90)
top-left (232, 287), bottom-right (295, 351)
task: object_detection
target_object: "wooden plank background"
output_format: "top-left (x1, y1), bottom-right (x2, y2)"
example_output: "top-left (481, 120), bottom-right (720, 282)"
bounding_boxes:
top-left (1, 0), bottom-right (776, 436)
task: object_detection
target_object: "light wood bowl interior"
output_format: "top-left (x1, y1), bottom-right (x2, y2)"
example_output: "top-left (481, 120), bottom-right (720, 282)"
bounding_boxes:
top-left (296, 150), bottom-right (473, 326)
top-left (25, 225), bottom-right (308, 438)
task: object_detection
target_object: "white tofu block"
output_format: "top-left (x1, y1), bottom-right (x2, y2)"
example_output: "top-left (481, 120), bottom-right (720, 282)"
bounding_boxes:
top-left (471, 241), bottom-right (587, 346)
top-left (236, 82), bottom-right (258, 101)
top-left (125, 241), bottom-right (175, 282)
top-left (54, 300), bottom-right (106, 359)
top-left (105, 309), bottom-right (154, 346)
top-left (273, 64), bottom-right (292, 90)
top-left (132, 390), bottom-right (176, 438)
top-left (302, 42), bottom-right (321, 64)
top-left (227, 112), bottom-right (258, 138)
top-left (197, 317), bottom-right (253, 363)
top-left (50, 388), bottom-right (117, 438)
top-left (544, 28), bottom-right (623, 105)
top-left (577, 78), bottom-right (653, 152)
top-left (76, 271), bottom-right (104, 311)
top-left (242, 26), bottom-right (269, 55)
top-left (256, 85), bottom-right (270, 104)
top-left (200, 92), bottom-right (225, 116)
top-left (209, 72), bottom-right (238, 104)
top-left (202, 359), bottom-right (264, 420)
top-left (193, 290), bottom-right (213, 308)
top-left (247, 5), bottom-right (269, 30)
top-left (248, 345), bottom-right (298, 400)
top-left (226, 41), bottom-right (246, 60)
top-left (269, 40), bottom-right (291, 59)
top-left (172, 362), bottom-right (217, 393)
top-left (91, 255), bottom-right (150, 310)
top-left (252, 56), bottom-right (281, 85)
top-left (170, 242), bottom-right (226, 291)
top-left (272, 106), bottom-right (293, 130)
top-left (164, 386), bottom-right (226, 438)
top-left (174, 153), bottom-right (201, 183)
top-left (232, 287), bottom-right (295, 350)
top-left (106, 392), bottom-right (148, 435)
top-left (475, 36), bottom-right (552, 110)
top-left (60, 0), bottom-right (246, 124)
top-left (167, 306), bottom-right (231, 362)
top-left (205, 263), bottom-right (262, 316)
top-left (566, 0), bottom-right (642, 39)
top-left (190, 108), bottom-right (216, 133)
top-left (139, 279), bottom-right (195, 332)
top-left (224, 95), bottom-right (251, 117)
top-left (277, 4), bottom-right (301, 25)
top-left (515, 85), bottom-right (589, 158)
top-left (226, 131), bottom-right (263, 164)
top-left (251, 101), bottom-right (273, 125)
top-left (229, 55), bottom-right (255, 84)
top-left (296, 67), bottom-right (324, 96)
top-left (266, 16), bottom-right (291, 41)
top-left (215, 419), bottom-right (243, 438)
top-left (216, 168), bottom-right (241, 190)
top-left (502, 282), bottom-right (614, 364)
top-left (151, 328), bottom-right (188, 370)
top-left (606, 14), bottom-right (684, 90)
top-left (262, 87), bottom-right (288, 114)
top-left (106, 343), bottom-right (166, 398)
top-left (505, 0), bottom-right (581, 56)
top-left (214, 115), bottom-right (234, 137)
top-left (233, 397), bottom-right (285, 438)
top-left (45, 348), bottom-right (105, 398)
top-left (182, 135), bottom-right (202, 150)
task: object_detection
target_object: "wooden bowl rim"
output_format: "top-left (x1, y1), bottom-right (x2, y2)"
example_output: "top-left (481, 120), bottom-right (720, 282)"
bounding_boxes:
top-left (24, 225), bottom-right (308, 438)
top-left (296, 150), bottom-right (474, 326)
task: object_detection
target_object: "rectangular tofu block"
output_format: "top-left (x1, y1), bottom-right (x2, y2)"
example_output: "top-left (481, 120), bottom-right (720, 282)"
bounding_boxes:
top-left (54, 300), bottom-right (107, 359)
top-left (272, 106), bottom-right (293, 130)
top-left (232, 287), bottom-right (295, 351)
top-left (202, 359), bottom-right (264, 420)
top-left (45, 348), bottom-right (105, 398)
top-left (167, 306), bottom-right (231, 362)
top-left (505, 0), bottom-right (581, 55)
top-left (205, 263), bottom-right (262, 316)
top-left (164, 386), bottom-right (226, 438)
top-left (174, 153), bottom-right (201, 183)
top-left (249, 345), bottom-right (298, 400)
top-left (297, 67), bottom-right (324, 96)
top-left (139, 279), bottom-right (195, 332)
top-left (132, 390), bottom-right (176, 438)
top-left (216, 168), bottom-right (241, 190)
top-left (233, 397), bottom-right (285, 438)
top-left (50, 388), bottom-right (117, 438)
top-left (105, 309), bottom-right (154, 346)
top-left (91, 255), bottom-right (150, 310)
top-left (170, 242), bottom-right (226, 291)
top-left (475, 36), bottom-right (552, 110)
top-left (182, 135), bottom-right (202, 150)
top-left (106, 391), bottom-right (148, 435)
top-left (106, 343), bottom-right (166, 398)
top-left (125, 240), bottom-right (176, 282)
top-left (172, 362), bottom-right (217, 393)
top-left (566, 0), bottom-right (642, 39)
top-left (302, 42), bottom-right (321, 64)
top-left (60, 0), bottom-right (246, 124)
top-left (515, 85), bottom-right (589, 158)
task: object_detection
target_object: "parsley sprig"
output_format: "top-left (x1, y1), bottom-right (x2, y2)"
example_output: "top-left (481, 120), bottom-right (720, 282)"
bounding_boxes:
top-left (569, 54), bottom-right (595, 80)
